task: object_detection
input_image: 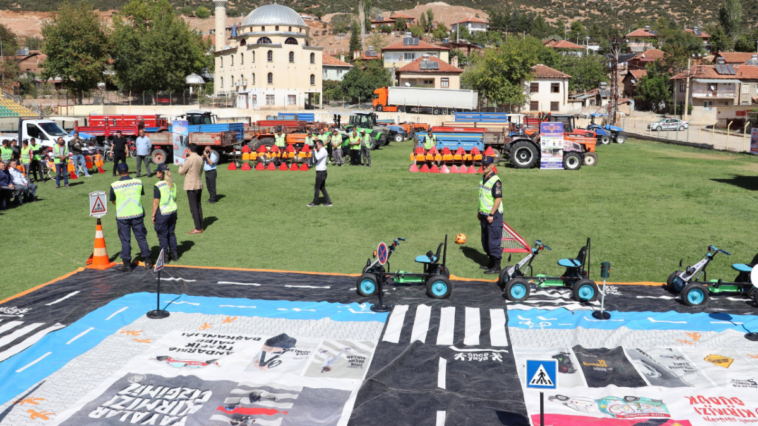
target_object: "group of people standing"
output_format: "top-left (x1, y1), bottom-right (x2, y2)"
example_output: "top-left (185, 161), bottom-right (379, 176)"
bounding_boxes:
top-left (274, 127), bottom-right (372, 168)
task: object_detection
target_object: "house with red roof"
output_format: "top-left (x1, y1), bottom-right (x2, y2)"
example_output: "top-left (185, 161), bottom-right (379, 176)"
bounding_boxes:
top-left (542, 38), bottom-right (588, 56)
top-left (380, 37), bottom-right (450, 69)
top-left (395, 55), bottom-right (463, 89)
top-left (369, 12), bottom-right (415, 29)
top-left (714, 52), bottom-right (758, 65)
top-left (524, 64), bottom-right (572, 112)
top-left (451, 16), bottom-right (488, 34)
top-left (622, 69), bottom-right (647, 98)
top-left (627, 49), bottom-right (666, 70)
top-left (670, 61), bottom-right (758, 120)
top-left (322, 53), bottom-right (353, 81)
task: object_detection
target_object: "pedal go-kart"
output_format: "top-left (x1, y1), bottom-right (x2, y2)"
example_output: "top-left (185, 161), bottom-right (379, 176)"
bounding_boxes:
top-left (498, 238), bottom-right (599, 303)
top-left (667, 245), bottom-right (758, 306)
top-left (357, 235), bottom-right (452, 299)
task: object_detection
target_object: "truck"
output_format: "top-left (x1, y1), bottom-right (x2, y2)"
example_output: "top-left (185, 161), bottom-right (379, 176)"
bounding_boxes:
top-left (372, 87), bottom-right (478, 115)
top-left (0, 118), bottom-right (74, 149)
top-left (74, 114), bottom-right (171, 142)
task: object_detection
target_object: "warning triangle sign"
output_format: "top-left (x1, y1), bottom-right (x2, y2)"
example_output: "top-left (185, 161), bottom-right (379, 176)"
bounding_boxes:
top-left (529, 364), bottom-right (554, 387)
top-left (91, 197), bottom-right (106, 214)
top-left (154, 249), bottom-right (165, 272)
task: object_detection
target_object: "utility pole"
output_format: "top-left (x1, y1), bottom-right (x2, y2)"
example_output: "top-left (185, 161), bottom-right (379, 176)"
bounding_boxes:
top-left (606, 35), bottom-right (621, 125)
top-left (683, 57), bottom-right (691, 121)
top-left (358, 0), bottom-right (366, 52)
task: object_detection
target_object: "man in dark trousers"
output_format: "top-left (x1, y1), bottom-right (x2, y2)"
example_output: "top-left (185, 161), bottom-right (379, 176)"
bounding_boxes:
top-left (28, 138), bottom-right (45, 182)
top-left (306, 139), bottom-right (332, 207)
top-left (478, 156), bottom-right (503, 274)
top-left (203, 146), bottom-right (218, 204)
top-left (110, 130), bottom-right (128, 176)
top-left (178, 143), bottom-right (204, 234)
top-left (110, 163), bottom-right (151, 271)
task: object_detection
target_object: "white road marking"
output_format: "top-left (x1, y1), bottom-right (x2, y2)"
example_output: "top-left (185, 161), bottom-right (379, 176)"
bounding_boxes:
top-left (15, 351), bottom-right (52, 373)
top-left (219, 305), bottom-right (256, 309)
top-left (0, 324), bottom-right (64, 363)
top-left (438, 357), bottom-right (447, 389)
top-left (436, 307), bottom-right (455, 346)
top-left (167, 301), bottom-right (199, 306)
top-left (66, 327), bottom-right (95, 345)
top-left (711, 321), bottom-right (744, 325)
top-left (647, 317), bottom-right (687, 324)
top-left (448, 346), bottom-right (509, 353)
top-left (284, 285), bottom-right (330, 289)
top-left (583, 316), bottom-right (623, 322)
top-left (489, 309), bottom-right (509, 347)
top-left (0, 323), bottom-right (45, 347)
top-left (636, 295), bottom-right (675, 299)
top-left (0, 321), bottom-right (23, 334)
top-left (436, 411), bottom-right (446, 426)
top-left (382, 305), bottom-right (408, 343)
top-left (160, 277), bottom-right (196, 282)
top-left (464, 307), bottom-right (480, 346)
top-left (105, 307), bottom-right (128, 320)
top-left (218, 281), bottom-right (261, 286)
top-left (410, 305), bottom-right (432, 343)
top-left (45, 291), bottom-right (81, 306)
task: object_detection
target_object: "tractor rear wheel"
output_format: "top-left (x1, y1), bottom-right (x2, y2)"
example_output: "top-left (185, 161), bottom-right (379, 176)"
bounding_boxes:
top-left (563, 152), bottom-right (582, 170)
top-left (253, 137), bottom-right (275, 151)
top-left (583, 152), bottom-right (598, 166)
top-left (509, 141), bottom-right (538, 169)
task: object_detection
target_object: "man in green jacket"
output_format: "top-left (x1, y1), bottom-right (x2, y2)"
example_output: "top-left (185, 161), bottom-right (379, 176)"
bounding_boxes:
top-left (348, 130), bottom-right (361, 166)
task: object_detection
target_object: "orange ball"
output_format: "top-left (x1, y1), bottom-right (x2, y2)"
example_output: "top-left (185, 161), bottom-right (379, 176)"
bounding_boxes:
top-left (455, 233), bottom-right (467, 244)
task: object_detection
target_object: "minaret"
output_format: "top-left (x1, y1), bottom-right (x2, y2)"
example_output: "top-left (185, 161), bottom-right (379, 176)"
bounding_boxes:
top-left (214, 0), bottom-right (228, 51)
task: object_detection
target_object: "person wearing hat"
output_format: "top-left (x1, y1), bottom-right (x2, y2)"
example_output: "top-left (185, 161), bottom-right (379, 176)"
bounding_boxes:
top-left (478, 156), bottom-right (503, 274)
top-left (152, 163), bottom-right (179, 262)
top-left (348, 129), bottom-right (361, 166)
top-left (360, 129), bottom-right (372, 167)
top-left (110, 162), bottom-right (151, 272)
top-left (330, 129), bottom-right (344, 167)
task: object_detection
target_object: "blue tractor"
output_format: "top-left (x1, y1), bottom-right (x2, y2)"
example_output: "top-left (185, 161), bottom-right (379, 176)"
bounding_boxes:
top-left (587, 113), bottom-right (626, 145)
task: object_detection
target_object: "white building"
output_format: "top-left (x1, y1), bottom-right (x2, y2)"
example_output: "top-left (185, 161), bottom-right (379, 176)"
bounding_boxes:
top-left (524, 64), bottom-right (571, 112)
top-left (322, 53), bottom-right (353, 81)
top-left (451, 17), bottom-right (489, 34)
top-left (213, 2), bottom-right (323, 109)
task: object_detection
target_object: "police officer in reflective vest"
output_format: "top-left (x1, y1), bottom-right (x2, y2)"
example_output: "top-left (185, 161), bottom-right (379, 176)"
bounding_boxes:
top-left (0, 140), bottom-right (13, 163)
top-left (275, 129), bottom-right (286, 149)
top-left (152, 163), bottom-right (179, 263)
top-left (360, 129), bottom-right (372, 167)
top-left (423, 130), bottom-right (436, 150)
top-left (478, 156), bottom-right (503, 274)
top-left (110, 163), bottom-right (151, 272)
top-left (348, 130), bottom-right (361, 166)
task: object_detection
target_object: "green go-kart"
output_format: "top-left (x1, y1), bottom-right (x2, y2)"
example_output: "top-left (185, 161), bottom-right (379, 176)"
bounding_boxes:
top-left (498, 238), bottom-right (599, 303)
top-left (356, 235), bottom-right (452, 299)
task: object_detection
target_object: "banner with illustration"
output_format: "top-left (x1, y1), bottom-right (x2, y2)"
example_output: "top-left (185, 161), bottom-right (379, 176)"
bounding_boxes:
top-left (172, 120), bottom-right (189, 166)
top-left (540, 122), bottom-right (565, 169)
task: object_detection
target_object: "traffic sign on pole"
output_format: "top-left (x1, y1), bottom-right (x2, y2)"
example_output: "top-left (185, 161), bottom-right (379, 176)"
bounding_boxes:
top-left (154, 249), bottom-right (165, 273)
top-left (377, 242), bottom-right (389, 265)
top-left (526, 360), bottom-right (558, 389)
top-left (89, 191), bottom-right (107, 218)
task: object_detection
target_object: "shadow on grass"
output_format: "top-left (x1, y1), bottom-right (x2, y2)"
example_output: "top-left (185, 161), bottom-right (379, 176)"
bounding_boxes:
top-left (203, 216), bottom-right (218, 230)
top-left (460, 246), bottom-right (488, 267)
top-left (711, 175), bottom-right (758, 191)
top-left (149, 240), bottom-right (195, 260)
top-left (214, 194), bottom-right (226, 201)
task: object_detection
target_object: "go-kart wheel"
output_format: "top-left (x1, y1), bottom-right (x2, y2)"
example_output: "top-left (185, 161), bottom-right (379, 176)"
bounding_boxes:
top-left (498, 268), bottom-right (511, 286)
top-left (667, 272), bottom-right (686, 294)
top-left (505, 278), bottom-right (531, 302)
top-left (426, 275), bottom-right (452, 299)
top-left (682, 283), bottom-right (709, 306)
top-left (438, 265), bottom-right (450, 278)
top-left (752, 287), bottom-right (758, 307)
top-left (356, 274), bottom-right (379, 297)
top-left (572, 279), bottom-right (599, 302)
top-left (599, 135), bottom-right (611, 145)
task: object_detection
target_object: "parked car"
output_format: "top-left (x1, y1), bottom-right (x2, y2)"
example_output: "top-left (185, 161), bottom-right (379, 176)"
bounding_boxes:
top-left (648, 118), bottom-right (689, 131)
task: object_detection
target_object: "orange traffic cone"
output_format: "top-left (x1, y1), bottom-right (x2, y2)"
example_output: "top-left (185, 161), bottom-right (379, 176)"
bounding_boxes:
top-left (255, 162), bottom-right (265, 170)
top-left (227, 162), bottom-right (237, 170)
top-left (440, 165), bottom-right (450, 174)
top-left (420, 164), bottom-right (430, 173)
top-left (289, 163), bottom-right (299, 171)
top-left (450, 165), bottom-right (459, 173)
top-left (241, 162), bottom-right (251, 170)
top-left (299, 163), bottom-right (309, 171)
top-left (468, 166), bottom-right (477, 174)
top-left (430, 164), bottom-right (440, 173)
top-left (278, 162), bottom-right (288, 171)
top-left (266, 162), bottom-right (276, 170)
top-left (409, 163), bottom-right (419, 172)
top-left (86, 218), bottom-right (118, 270)
top-left (458, 165), bottom-right (467, 173)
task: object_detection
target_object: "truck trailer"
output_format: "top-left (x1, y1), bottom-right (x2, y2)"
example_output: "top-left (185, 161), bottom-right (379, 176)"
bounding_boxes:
top-left (372, 87), bottom-right (478, 115)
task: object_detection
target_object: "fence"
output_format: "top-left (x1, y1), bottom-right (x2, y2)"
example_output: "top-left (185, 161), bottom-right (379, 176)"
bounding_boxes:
top-left (619, 116), bottom-right (755, 154)
top-left (28, 90), bottom-right (236, 110)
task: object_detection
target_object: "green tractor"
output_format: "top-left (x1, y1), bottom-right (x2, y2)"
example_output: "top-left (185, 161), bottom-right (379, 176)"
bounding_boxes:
top-left (343, 111), bottom-right (389, 150)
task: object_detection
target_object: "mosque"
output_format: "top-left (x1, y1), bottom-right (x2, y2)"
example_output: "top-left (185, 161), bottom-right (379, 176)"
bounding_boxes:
top-left (213, 1), bottom-right (323, 109)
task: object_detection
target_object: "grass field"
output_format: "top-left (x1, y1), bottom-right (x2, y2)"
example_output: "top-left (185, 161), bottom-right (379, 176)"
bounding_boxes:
top-left (2, 138), bottom-right (758, 300)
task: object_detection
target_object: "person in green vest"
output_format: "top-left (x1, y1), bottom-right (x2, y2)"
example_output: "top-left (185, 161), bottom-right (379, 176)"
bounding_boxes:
top-left (110, 162), bottom-right (151, 272)
top-left (331, 129), bottom-right (344, 167)
top-left (274, 128), bottom-right (286, 149)
top-left (52, 137), bottom-right (70, 189)
top-left (360, 129), bottom-right (372, 167)
top-left (424, 130), bottom-right (437, 150)
top-left (152, 163), bottom-right (179, 263)
top-left (28, 138), bottom-right (44, 182)
top-left (20, 140), bottom-right (33, 179)
top-left (478, 156), bottom-right (503, 274)
top-left (0, 140), bottom-right (12, 163)
top-left (304, 130), bottom-right (314, 146)
top-left (318, 128), bottom-right (332, 163)
top-left (348, 130), bottom-right (361, 166)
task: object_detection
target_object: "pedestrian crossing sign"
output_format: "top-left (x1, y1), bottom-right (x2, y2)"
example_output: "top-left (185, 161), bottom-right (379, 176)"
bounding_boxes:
top-left (526, 359), bottom-right (557, 389)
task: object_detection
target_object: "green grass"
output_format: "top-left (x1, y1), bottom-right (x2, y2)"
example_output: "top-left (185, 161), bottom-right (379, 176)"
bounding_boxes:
top-left (3, 139), bottom-right (758, 300)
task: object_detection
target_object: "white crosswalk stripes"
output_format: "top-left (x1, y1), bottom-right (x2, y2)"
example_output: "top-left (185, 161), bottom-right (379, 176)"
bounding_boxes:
top-left (380, 304), bottom-right (511, 347)
top-left (382, 305), bottom-right (408, 343)
top-left (410, 305), bottom-right (431, 343)
top-left (436, 411), bottom-right (446, 426)
top-left (0, 321), bottom-right (23, 334)
top-left (438, 357), bottom-right (447, 389)
top-left (0, 323), bottom-right (44, 347)
top-left (489, 309), bottom-right (509, 347)
top-left (436, 307), bottom-right (455, 345)
top-left (464, 307), bottom-right (480, 346)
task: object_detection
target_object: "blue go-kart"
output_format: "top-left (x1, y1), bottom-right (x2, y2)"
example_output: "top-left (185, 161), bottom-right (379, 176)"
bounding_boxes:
top-left (667, 245), bottom-right (758, 306)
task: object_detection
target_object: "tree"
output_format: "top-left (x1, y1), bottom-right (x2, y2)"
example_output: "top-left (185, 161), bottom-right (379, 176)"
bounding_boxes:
top-left (409, 24), bottom-right (425, 39)
top-left (330, 14), bottom-right (352, 33)
top-left (706, 24), bottom-right (732, 52)
top-left (0, 24), bottom-right (19, 54)
top-left (426, 9), bottom-right (434, 31)
top-left (419, 13), bottom-right (427, 36)
top-left (367, 32), bottom-right (387, 50)
top-left (560, 55), bottom-right (606, 92)
top-left (339, 59), bottom-right (390, 102)
top-left (25, 36), bottom-right (43, 51)
top-left (349, 22), bottom-right (361, 54)
top-left (111, 0), bottom-right (211, 93)
top-left (530, 14), bottom-right (552, 39)
top-left (40, 1), bottom-right (111, 104)
top-left (393, 18), bottom-right (407, 32)
top-left (568, 21), bottom-right (585, 42)
top-left (322, 79), bottom-right (342, 102)
top-left (636, 62), bottom-right (671, 113)
top-left (659, 29), bottom-right (704, 70)
top-left (719, 0), bottom-right (742, 38)
top-left (734, 28), bottom-right (758, 52)
top-left (432, 23), bottom-right (448, 41)
top-left (462, 36), bottom-right (544, 108)
top-left (488, 9), bottom-right (510, 33)
top-left (195, 6), bottom-right (210, 19)
top-left (314, 10), bottom-right (324, 20)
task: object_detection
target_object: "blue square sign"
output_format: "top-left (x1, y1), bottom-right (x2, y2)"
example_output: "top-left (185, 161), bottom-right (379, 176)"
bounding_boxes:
top-left (525, 359), bottom-right (557, 389)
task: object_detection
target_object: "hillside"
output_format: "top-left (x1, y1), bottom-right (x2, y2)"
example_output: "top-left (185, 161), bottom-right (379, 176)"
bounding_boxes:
top-left (0, 0), bottom-right (750, 30)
